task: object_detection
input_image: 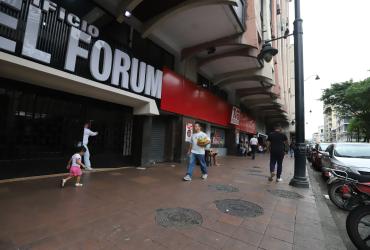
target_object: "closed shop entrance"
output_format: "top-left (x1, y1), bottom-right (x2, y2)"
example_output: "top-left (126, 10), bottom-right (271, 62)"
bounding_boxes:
top-left (150, 118), bottom-right (167, 163)
top-left (0, 79), bottom-right (134, 179)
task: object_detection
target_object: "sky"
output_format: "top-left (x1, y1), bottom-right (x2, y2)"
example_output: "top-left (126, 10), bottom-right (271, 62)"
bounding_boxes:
top-left (290, 0), bottom-right (370, 139)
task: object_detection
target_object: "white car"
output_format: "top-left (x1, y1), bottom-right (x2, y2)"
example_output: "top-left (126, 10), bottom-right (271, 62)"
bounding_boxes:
top-left (321, 143), bottom-right (370, 176)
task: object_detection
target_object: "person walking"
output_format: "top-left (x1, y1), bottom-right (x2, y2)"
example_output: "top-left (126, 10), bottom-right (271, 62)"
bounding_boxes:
top-left (82, 121), bottom-right (98, 170)
top-left (289, 141), bottom-right (295, 158)
top-left (183, 123), bottom-right (210, 181)
top-left (61, 146), bottom-right (87, 187)
top-left (267, 124), bottom-right (288, 182)
top-left (249, 135), bottom-right (258, 160)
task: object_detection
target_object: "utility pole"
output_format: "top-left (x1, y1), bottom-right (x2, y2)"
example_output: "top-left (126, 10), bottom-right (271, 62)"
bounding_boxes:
top-left (289, 0), bottom-right (309, 188)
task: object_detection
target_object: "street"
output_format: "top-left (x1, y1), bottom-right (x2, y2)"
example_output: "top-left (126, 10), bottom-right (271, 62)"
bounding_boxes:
top-left (307, 162), bottom-right (357, 250)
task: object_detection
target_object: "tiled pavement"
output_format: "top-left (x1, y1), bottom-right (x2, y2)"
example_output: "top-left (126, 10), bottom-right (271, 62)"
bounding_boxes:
top-left (0, 155), bottom-right (347, 250)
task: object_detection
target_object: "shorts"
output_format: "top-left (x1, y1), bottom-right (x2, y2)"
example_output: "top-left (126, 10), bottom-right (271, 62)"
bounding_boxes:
top-left (69, 166), bottom-right (82, 177)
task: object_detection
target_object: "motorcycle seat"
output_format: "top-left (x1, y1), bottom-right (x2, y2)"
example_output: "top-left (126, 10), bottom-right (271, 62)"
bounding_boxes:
top-left (347, 172), bottom-right (370, 183)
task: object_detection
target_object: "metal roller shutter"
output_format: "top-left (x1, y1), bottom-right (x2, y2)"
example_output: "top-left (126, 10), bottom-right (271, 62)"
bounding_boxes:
top-left (150, 118), bottom-right (166, 162)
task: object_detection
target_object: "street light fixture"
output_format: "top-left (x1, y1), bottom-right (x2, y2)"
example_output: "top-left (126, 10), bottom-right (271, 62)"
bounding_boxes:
top-left (304, 74), bottom-right (320, 81)
top-left (258, 29), bottom-right (292, 63)
top-left (257, 0), bottom-right (309, 188)
top-left (258, 43), bottom-right (278, 63)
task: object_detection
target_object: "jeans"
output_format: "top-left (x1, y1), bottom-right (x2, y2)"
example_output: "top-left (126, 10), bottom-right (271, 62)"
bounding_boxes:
top-left (251, 145), bottom-right (257, 159)
top-left (83, 144), bottom-right (92, 169)
top-left (186, 153), bottom-right (207, 177)
top-left (270, 152), bottom-right (285, 178)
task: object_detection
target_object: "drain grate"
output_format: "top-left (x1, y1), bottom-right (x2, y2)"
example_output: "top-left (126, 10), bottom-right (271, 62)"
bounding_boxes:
top-left (252, 166), bottom-right (261, 169)
top-left (268, 189), bottom-right (304, 199)
top-left (214, 199), bottom-right (263, 218)
top-left (155, 208), bottom-right (203, 228)
top-left (208, 184), bottom-right (239, 193)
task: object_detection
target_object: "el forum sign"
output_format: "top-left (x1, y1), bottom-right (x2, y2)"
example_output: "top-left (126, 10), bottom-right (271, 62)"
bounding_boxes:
top-left (0, 0), bottom-right (163, 99)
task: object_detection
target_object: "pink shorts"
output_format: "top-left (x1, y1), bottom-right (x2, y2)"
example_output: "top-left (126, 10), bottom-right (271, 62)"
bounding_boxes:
top-left (69, 166), bottom-right (82, 177)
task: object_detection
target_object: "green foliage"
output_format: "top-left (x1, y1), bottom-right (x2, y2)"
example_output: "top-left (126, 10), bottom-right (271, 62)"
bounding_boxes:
top-left (321, 78), bottom-right (370, 140)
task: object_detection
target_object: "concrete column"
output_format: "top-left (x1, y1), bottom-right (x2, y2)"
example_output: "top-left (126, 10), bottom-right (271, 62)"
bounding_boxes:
top-left (132, 115), bottom-right (152, 166)
top-left (226, 128), bottom-right (238, 155)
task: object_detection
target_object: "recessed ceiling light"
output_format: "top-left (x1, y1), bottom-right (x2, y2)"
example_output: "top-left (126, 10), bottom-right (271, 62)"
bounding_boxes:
top-left (124, 10), bottom-right (132, 18)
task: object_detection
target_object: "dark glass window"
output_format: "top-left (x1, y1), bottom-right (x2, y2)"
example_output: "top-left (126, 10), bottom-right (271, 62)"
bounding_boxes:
top-left (132, 30), bottom-right (175, 69)
top-left (0, 79), bottom-right (133, 178)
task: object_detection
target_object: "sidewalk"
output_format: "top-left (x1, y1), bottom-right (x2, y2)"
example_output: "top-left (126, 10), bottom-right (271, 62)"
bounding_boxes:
top-left (0, 154), bottom-right (346, 250)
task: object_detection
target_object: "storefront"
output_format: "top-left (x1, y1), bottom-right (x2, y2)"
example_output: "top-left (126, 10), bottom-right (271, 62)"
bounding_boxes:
top-left (160, 68), bottom-right (256, 160)
top-left (0, 0), bottom-right (174, 178)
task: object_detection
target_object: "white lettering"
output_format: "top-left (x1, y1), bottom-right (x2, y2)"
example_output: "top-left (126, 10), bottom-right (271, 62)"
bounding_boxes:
top-left (90, 40), bottom-right (112, 81)
top-left (130, 58), bottom-right (146, 93)
top-left (0, 0), bottom-right (22, 52)
top-left (58, 7), bottom-right (65, 21)
top-left (22, 5), bottom-right (51, 63)
top-left (111, 49), bottom-right (130, 89)
top-left (81, 20), bottom-right (87, 32)
top-left (42, 0), bottom-right (57, 13)
top-left (67, 13), bottom-right (80, 27)
top-left (32, 0), bottom-right (41, 7)
top-left (145, 65), bottom-right (163, 98)
top-left (64, 27), bottom-right (91, 72)
top-left (87, 25), bottom-right (99, 38)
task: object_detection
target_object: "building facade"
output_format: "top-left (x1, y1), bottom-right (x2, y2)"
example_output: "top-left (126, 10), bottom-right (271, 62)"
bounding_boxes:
top-left (318, 125), bottom-right (324, 142)
top-left (0, 0), bottom-right (292, 179)
top-left (323, 105), bottom-right (352, 142)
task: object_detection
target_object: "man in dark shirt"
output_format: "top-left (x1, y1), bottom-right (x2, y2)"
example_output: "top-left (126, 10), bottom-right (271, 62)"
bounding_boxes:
top-left (267, 124), bottom-right (288, 182)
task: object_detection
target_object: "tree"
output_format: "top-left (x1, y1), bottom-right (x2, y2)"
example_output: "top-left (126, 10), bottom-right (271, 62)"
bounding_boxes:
top-left (348, 117), bottom-right (366, 142)
top-left (321, 78), bottom-right (370, 142)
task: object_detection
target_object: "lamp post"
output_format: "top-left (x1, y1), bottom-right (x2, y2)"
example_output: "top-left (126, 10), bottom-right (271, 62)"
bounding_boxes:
top-left (289, 0), bottom-right (309, 188)
top-left (257, 0), bottom-right (309, 188)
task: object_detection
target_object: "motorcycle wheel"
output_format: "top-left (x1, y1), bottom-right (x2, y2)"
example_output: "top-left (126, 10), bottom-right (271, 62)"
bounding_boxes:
top-left (328, 181), bottom-right (359, 211)
top-left (346, 205), bottom-right (370, 250)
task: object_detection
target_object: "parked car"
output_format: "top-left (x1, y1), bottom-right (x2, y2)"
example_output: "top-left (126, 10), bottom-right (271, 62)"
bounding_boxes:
top-left (321, 143), bottom-right (370, 177)
top-left (311, 143), bottom-right (330, 170)
top-left (306, 143), bottom-right (315, 162)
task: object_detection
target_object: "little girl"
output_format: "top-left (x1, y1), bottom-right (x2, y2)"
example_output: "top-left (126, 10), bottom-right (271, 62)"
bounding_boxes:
top-left (61, 147), bottom-right (87, 188)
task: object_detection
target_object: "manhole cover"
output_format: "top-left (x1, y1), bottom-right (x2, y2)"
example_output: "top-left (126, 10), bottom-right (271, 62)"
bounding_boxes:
top-left (268, 189), bottom-right (304, 199)
top-left (214, 199), bottom-right (263, 218)
top-left (248, 169), bottom-right (262, 173)
top-left (208, 184), bottom-right (239, 192)
top-left (155, 208), bottom-right (203, 228)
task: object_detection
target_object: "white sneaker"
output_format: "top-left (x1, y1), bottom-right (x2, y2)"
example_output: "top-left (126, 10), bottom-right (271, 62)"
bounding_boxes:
top-left (201, 174), bottom-right (208, 180)
top-left (86, 167), bottom-right (93, 171)
top-left (75, 183), bottom-right (83, 187)
top-left (276, 178), bottom-right (283, 182)
top-left (61, 179), bottom-right (66, 188)
top-left (183, 175), bottom-right (192, 181)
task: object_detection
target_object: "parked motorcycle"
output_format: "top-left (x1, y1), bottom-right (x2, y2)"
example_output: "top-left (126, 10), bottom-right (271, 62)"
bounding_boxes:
top-left (326, 169), bottom-right (370, 211)
top-left (346, 205), bottom-right (370, 250)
